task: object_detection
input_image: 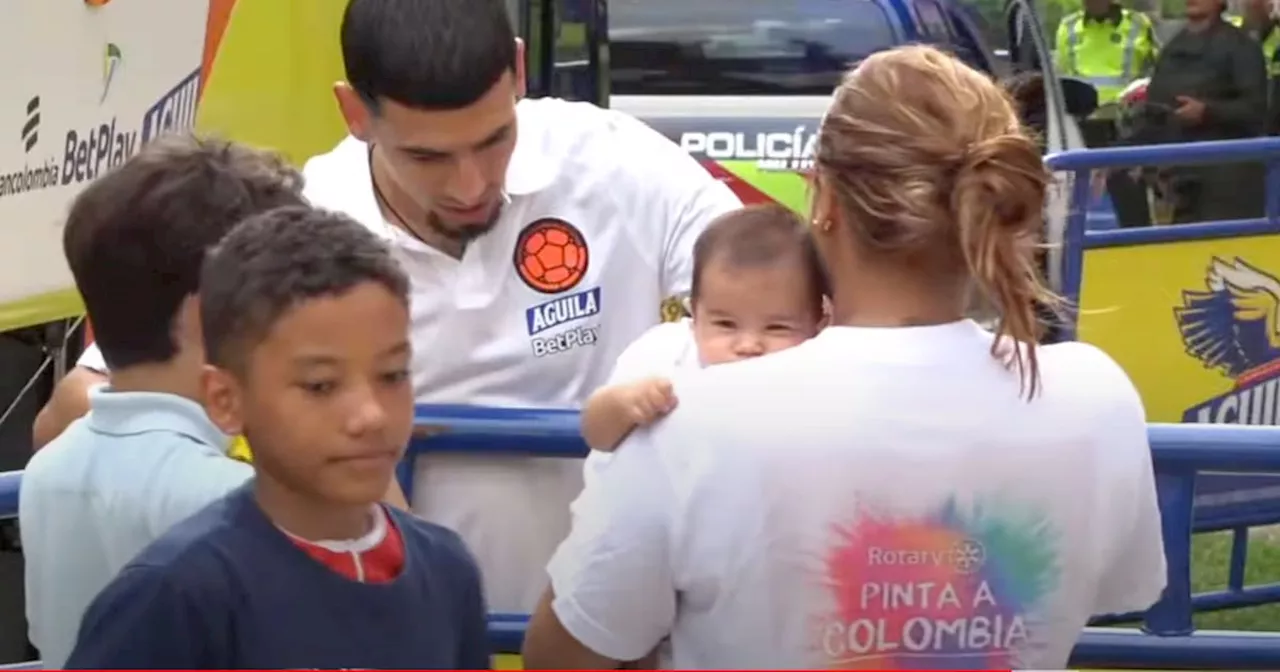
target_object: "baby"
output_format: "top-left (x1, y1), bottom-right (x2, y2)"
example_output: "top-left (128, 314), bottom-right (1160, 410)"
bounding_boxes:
top-left (581, 203), bottom-right (829, 452)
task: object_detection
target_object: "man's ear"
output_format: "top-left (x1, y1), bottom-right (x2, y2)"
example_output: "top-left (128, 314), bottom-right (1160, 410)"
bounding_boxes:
top-left (201, 364), bottom-right (244, 437)
top-left (334, 82), bottom-right (374, 142)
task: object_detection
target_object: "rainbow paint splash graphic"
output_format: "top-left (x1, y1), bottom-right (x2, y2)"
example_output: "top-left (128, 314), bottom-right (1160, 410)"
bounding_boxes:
top-left (816, 499), bottom-right (1059, 669)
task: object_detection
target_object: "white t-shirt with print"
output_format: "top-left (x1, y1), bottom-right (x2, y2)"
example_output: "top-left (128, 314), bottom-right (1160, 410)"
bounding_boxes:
top-left (548, 320), bottom-right (1165, 669)
top-left (581, 319), bottom-right (700, 490)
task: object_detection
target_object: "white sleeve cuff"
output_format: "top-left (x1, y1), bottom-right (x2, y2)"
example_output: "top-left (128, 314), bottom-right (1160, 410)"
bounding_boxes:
top-left (76, 343), bottom-right (108, 374)
top-left (549, 582), bottom-right (654, 662)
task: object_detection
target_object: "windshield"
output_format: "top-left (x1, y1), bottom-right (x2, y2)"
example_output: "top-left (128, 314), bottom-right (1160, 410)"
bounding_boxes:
top-left (609, 0), bottom-right (900, 95)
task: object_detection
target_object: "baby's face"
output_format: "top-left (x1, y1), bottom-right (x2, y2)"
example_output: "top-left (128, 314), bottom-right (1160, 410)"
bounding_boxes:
top-left (691, 260), bottom-right (822, 367)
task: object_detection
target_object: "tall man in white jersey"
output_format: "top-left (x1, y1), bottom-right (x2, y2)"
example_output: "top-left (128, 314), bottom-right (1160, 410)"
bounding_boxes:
top-left (36, 0), bottom-right (741, 612)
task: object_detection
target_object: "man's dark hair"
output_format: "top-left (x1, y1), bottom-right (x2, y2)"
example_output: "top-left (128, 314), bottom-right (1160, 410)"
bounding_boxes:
top-left (201, 205), bottom-right (411, 372)
top-left (62, 134), bottom-right (305, 370)
top-left (690, 204), bottom-right (830, 315)
top-left (341, 0), bottom-right (517, 110)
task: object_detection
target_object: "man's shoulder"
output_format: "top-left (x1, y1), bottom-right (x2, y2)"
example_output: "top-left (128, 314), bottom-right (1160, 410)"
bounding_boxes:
top-left (77, 342), bottom-right (107, 374)
top-left (517, 97), bottom-right (638, 139)
top-left (516, 97), bottom-right (700, 181)
top-left (1212, 18), bottom-right (1253, 41)
top-left (299, 137), bottom-right (384, 233)
top-left (301, 136), bottom-right (365, 179)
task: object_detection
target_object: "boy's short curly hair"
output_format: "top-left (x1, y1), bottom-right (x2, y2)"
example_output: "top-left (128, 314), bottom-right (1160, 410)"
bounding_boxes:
top-left (199, 205), bottom-right (410, 372)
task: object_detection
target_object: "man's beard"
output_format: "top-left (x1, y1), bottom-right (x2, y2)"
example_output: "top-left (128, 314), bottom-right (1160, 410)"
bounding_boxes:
top-left (425, 205), bottom-right (502, 245)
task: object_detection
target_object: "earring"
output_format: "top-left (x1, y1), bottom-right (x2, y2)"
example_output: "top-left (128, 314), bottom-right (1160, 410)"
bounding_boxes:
top-left (812, 218), bottom-right (833, 233)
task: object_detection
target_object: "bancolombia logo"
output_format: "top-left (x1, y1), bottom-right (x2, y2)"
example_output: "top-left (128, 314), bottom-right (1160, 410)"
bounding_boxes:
top-left (0, 67), bottom-right (199, 200)
top-left (0, 96), bottom-right (58, 197)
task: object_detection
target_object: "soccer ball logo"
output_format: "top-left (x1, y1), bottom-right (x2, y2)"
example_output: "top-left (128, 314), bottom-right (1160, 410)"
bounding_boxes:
top-left (514, 219), bottom-right (589, 294)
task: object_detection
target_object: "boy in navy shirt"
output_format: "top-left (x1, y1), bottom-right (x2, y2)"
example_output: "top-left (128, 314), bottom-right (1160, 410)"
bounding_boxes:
top-left (66, 206), bottom-right (489, 670)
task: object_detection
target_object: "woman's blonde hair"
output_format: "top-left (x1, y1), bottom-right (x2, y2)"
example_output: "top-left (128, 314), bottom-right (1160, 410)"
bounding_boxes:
top-left (815, 44), bottom-right (1058, 397)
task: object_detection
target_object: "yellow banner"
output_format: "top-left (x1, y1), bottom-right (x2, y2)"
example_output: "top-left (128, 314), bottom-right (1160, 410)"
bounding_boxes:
top-left (196, 0), bottom-right (349, 166)
top-left (1077, 235), bottom-right (1280, 425)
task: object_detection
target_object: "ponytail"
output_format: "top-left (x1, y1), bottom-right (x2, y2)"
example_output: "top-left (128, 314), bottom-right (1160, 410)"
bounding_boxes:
top-left (813, 44), bottom-right (1063, 398)
top-left (950, 133), bottom-right (1058, 399)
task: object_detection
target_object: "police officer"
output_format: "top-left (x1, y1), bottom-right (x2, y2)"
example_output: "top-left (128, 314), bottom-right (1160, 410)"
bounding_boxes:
top-left (1056, 0), bottom-right (1160, 112)
top-left (1056, 0), bottom-right (1159, 227)
top-left (1132, 0), bottom-right (1267, 222)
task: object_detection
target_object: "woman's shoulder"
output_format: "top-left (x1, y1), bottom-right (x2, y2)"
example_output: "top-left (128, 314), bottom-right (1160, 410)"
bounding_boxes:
top-left (1036, 340), bottom-right (1144, 410)
top-left (624, 319), bottom-right (697, 359)
top-left (1037, 339), bottom-right (1128, 374)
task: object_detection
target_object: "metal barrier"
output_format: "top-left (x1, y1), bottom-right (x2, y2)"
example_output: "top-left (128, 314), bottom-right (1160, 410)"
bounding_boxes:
top-left (3, 409), bottom-right (1280, 668)
top-left (1045, 137), bottom-right (1280, 337)
top-left (1045, 138), bottom-right (1280, 627)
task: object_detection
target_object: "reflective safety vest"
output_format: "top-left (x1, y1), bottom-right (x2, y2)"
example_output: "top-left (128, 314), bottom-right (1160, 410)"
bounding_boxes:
top-left (1228, 15), bottom-right (1280, 77)
top-left (1058, 8), bottom-right (1157, 105)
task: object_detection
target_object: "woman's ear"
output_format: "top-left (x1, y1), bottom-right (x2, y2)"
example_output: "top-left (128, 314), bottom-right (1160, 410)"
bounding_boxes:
top-left (809, 172), bottom-right (840, 235)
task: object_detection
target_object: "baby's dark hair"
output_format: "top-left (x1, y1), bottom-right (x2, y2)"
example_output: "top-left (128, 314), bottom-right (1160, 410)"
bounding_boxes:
top-left (200, 205), bottom-right (410, 372)
top-left (690, 204), bottom-right (829, 315)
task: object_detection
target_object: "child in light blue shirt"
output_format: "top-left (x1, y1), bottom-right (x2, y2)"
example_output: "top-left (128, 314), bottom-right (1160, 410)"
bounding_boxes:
top-left (19, 134), bottom-right (306, 669)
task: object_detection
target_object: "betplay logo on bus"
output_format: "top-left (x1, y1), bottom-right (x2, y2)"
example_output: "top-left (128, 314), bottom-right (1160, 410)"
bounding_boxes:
top-left (61, 68), bottom-right (200, 186)
top-left (1175, 257), bottom-right (1280, 424)
top-left (0, 0), bottom-right (207, 313)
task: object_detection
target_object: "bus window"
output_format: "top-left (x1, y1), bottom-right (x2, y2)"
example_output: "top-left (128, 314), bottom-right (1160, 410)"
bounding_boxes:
top-left (943, 4), bottom-right (997, 73)
top-left (915, 0), bottom-right (952, 39)
top-left (610, 0), bottom-right (899, 95)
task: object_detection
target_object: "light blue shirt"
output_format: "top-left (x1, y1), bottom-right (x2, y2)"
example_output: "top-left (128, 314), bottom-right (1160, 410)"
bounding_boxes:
top-left (19, 387), bottom-right (253, 669)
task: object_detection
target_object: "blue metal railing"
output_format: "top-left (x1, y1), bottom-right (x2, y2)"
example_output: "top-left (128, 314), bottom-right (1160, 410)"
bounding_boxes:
top-left (4, 409), bottom-right (1280, 668)
top-left (1043, 138), bottom-right (1280, 632)
top-left (1045, 137), bottom-right (1280, 343)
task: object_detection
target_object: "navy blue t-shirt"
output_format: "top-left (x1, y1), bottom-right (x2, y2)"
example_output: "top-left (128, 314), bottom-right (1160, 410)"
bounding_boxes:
top-left (64, 484), bottom-right (488, 670)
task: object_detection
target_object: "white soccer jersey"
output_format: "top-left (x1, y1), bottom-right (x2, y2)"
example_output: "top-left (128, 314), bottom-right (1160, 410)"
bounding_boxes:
top-left (300, 97), bottom-right (741, 611)
top-left (549, 321), bottom-right (1166, 669)
top-left (76, 343), bottom-right (106, 373)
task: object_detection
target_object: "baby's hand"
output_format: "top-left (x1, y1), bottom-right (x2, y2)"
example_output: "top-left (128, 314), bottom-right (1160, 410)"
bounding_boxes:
top-left (617, 377), bottom-right (678, 426)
